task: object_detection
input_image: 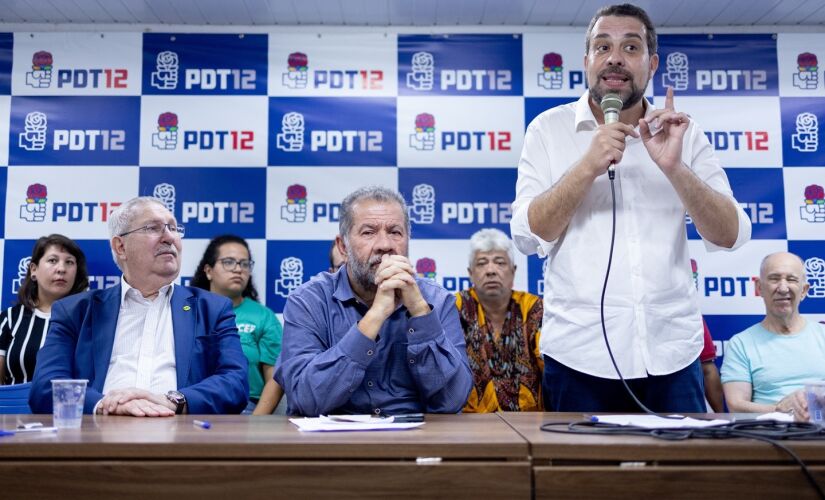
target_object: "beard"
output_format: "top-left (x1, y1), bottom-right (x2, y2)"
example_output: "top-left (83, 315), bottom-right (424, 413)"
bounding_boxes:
top-left (589, 67), bottom-right (647, 111)
top-left (346, 247), bottom-right (390, 294)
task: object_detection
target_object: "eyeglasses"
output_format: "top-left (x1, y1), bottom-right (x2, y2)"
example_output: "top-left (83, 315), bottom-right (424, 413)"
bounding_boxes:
top-left (218, 257), bottom-right (254, 271)
top-left (119, 223), bottom-right (185, 238)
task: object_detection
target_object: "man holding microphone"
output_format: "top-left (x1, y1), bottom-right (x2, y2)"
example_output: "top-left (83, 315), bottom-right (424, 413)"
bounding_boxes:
top-left (510, 4), bottom-right (751, 413)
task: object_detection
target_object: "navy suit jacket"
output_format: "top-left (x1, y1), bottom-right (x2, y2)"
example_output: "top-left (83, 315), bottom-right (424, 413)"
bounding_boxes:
top-left (29, 284), bottom-right (249, 415)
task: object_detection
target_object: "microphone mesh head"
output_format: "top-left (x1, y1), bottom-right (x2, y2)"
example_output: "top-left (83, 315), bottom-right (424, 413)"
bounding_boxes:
top-left (600, 93), bottom-right (623, 114)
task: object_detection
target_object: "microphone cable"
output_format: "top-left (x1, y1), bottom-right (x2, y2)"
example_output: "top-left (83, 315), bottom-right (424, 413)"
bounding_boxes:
top-left (540, 418), bottom-right (825, 500)
top-left (600, 171), bottom-right (676, 417)
top-left (582, 169), bottom-right (825, 500)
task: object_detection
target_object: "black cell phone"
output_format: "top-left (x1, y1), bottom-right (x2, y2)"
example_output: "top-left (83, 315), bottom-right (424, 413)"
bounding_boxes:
top-left (391, 413), bottom-right (425, 423)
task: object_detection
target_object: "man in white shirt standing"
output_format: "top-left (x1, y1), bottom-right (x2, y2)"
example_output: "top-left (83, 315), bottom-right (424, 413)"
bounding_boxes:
top-left (510, 4), bottom-right (751, 412)
top-left (30, 197), bottom-right (248, 416)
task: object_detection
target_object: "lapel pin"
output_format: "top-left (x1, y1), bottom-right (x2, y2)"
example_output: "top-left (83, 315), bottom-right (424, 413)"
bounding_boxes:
top-left (183, 305), bottom-right (191, 311)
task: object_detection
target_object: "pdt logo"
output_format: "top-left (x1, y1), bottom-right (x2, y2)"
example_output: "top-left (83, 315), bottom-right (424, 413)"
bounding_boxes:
top-left (409, 113), bottom-right (436, 151)
top-left (276, 112), bottom-right (305, 152)
top-left (152, 112), bottom-right (179, 150)
top-left (151, 111), bottom-right (253, 151)
top-left (274, 257), bottom-right (303, 298)
top-left (25, 51), bottom-right (53, 89)
top-left (792, 112), bottom-right (819, 153)
top-left (18, 183), bottom-right (121, 223)
top-left (18, 111), bottom-right (125, 152)
top-left (416, 258), bottom-right (437, 280)
top-left (152, 183), bottom-right (176, 213)
top-left (282, 51), bottom-right (383, 91)
top-left (704, 273), bottom-right (760, 297)
top-left (275, 111), bottom-right (382, 153)
top-left (19, 183), bottom-right (48, 222)
top-left (537, 53), bottom-right (563, 90)
top-left (801, 184), bottom-right (825, 223)
top-left (18, 111), bottom-right (47, 151)
top-left (408, 184), bottom-right (435, 224)
top-left (415, 257), bottom-right (471, 291)
top-left (25, 50), bottom-right (127, 89)
top-left (406, 52), bottom-right (434, 91)
top-left (793, 52), bottom-right (819, 90)
top-left (149, 49), bottom-right (255, 91)
top-left (662, 52), bottom-right (689, 91)
top-left (151, 51), bottom-right (179, 90)
top-left (704, 130), bottom-right (769, 151)
top-left (11, 257), bottom-right (32, 294)
top-left (408, 113), bottom-right (510, 152)
top-left (278, 184), bottom-right (339, 224)
top-left (282, 52), bottom-right (309, 89)
top-left (153, 182), bottom-right (254, 225)
top-left (807, 257), bottom-right (825, 298)
top-left (281, 184), bottom-right (308, 223)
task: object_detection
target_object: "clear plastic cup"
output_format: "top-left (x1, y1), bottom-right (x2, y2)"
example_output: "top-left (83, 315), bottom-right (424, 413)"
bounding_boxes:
top-left (805, 382), bottom-right (825, 424)
top-left (52, 379), bottom-right (88, 429)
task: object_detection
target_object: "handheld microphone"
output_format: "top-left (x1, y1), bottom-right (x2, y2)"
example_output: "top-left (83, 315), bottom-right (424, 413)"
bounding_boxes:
top-left (600, 93), bottom-right (623, 179)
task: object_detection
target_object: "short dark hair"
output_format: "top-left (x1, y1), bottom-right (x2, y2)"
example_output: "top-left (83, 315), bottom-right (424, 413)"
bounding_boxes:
top-left (585, 4), bottom-right (657, 55)
top-left (18, 234), bottom-right (89, 310)
top-left (190, 235), bottom-right (259, 302)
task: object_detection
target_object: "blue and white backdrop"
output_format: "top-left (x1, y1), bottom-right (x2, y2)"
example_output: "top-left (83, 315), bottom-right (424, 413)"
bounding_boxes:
top-left (0, 30), bottom-right (823, 365)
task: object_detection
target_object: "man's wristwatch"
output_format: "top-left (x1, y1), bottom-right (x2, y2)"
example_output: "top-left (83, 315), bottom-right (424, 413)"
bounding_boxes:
top-left (165, 390), bottom-right (187, 414)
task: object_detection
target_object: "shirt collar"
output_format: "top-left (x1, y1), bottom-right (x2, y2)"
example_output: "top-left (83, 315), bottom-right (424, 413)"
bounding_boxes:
top-left (574, 90), bottom-right (656, 133)
top-left (331, 264), bottom-right (357, 303)
top-left (120, 275), bottom-right (174, 303)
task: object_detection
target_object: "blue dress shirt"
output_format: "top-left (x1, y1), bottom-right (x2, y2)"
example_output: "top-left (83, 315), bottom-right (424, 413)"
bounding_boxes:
top-left (275, 265), bottom-right (472, 417)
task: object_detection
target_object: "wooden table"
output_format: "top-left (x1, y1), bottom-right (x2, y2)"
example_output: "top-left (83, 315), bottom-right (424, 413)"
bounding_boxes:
top-left (0, 413), bottom-right (530, 499)
top-left (499, 412), bottom-right (825, 500)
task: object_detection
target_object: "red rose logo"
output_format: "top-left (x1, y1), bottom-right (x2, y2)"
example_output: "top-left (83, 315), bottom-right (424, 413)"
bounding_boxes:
top-left (158, 112), bottom-right (178, 129)
top-left (798, 52), bottom-right (818, 68)
top-left (32, 51), bottom-right (53, 67)
top-left (805, 184), bottom-right (825, 202)
top-left (286, 184), bottom-right (307, 201)
top-left (543, 52), bottom-right (563, 69)
top-left (415, 113), bottom-right (435, 131)
top-left (288, 52), bottom-right (308, 69)
top-left (26, 183), bottom-right (47, 201)
top-left (690, 258), bottom-right (698, 274)
top-left (416, 257), bottom-right (436, 275)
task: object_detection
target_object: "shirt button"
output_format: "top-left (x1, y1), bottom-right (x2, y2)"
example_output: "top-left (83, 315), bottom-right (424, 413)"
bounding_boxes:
top-left (409, 359), bottom-right (415, 364)
top-left (374, 408), bottom-right (381, 415)
top-left (367, 349), bottom-right (374, 356)
top-left (367, 381), bottom-right (374, 387)
top-left (408, 328), bottom-right (414, 334)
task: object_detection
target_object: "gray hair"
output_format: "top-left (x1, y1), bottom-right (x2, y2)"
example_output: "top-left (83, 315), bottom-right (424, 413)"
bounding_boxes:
top-left (338, 186), bottom-right (410, 242)
top-left (108, 196), bottom-right (169, 268)
top-left (759, 251), bottom-right (807, 281)
top-left (468, 228), bottom-right (515, 268)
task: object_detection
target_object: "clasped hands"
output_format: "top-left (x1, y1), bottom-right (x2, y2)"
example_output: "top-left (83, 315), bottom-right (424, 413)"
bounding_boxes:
top-left (96, 387), bottom-right (177, 417)
top-left (369, 254), bottom-right (430, 320)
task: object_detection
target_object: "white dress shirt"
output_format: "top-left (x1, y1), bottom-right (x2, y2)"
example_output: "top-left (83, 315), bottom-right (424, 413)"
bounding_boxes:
top-left (510, 92), bottom-right (752, 379)
top-left (102, 279), bottom-right (177, 395)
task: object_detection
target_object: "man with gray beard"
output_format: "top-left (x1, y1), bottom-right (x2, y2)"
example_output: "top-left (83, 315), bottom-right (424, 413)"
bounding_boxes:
top-left (275, 186), bottom-right (472, 417)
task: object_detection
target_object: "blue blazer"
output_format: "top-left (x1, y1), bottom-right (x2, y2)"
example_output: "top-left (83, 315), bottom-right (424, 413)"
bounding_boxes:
top-left (29, 284), bottom-right (249, 415)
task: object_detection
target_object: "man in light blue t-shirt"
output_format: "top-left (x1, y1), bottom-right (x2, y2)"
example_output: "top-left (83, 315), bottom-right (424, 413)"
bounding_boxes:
top-left (721, 252), bottom-right (825, 420)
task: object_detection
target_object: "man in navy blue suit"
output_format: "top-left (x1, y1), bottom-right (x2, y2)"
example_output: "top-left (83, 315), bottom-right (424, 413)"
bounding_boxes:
top-left (30, 197), bottom-right (248, 416)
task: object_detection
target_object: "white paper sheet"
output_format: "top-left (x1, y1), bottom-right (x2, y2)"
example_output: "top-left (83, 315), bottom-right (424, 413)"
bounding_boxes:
top-left (289, 416), bottom-right (425, 432)
top-left (590, 414), bottom-right (730, 429)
